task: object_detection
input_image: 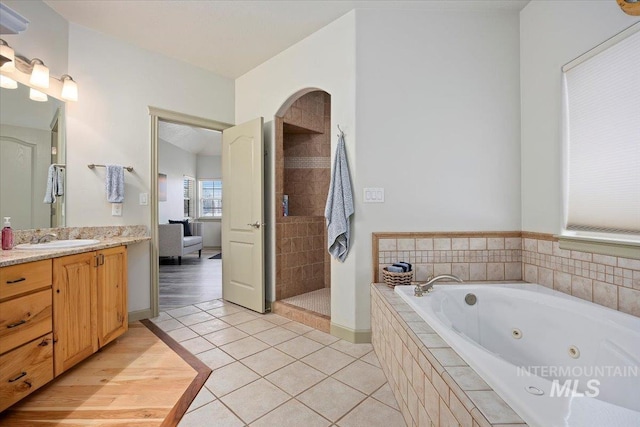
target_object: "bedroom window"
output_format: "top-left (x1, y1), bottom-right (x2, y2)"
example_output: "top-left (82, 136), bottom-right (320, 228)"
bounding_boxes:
top-left (562, 24), bottom-right (640, 245)
top-left (198, 179), bottom-right (222, 218)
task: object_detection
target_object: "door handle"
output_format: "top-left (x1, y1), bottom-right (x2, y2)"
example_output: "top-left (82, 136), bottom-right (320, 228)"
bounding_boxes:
top-left (247, 221), bottom-right (261, 229)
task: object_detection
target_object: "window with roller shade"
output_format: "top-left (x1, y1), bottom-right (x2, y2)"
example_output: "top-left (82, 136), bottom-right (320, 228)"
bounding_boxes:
top-left (562, 25), bottom-right (640, 242)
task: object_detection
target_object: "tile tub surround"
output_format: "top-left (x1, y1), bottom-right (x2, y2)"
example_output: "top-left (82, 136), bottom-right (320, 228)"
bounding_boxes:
top-left (373, 232), bottom-right (523, 284)
top-left (373, 231), bottom-right (640, 318)
top-left (371, 284), bottom-right (527, 427)
top-left (521, 232), bottom-right (640, 318)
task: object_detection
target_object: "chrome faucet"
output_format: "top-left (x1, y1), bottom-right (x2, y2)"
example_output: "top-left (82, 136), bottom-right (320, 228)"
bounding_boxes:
top-left (31, 233), bottom-right (58, 244)
top-left (414, 274), bottom-right (463, 297)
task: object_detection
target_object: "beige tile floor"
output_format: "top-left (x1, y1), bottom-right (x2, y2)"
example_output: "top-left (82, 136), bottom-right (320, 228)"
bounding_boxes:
top-left (150, 299), bottom-right (405, 427)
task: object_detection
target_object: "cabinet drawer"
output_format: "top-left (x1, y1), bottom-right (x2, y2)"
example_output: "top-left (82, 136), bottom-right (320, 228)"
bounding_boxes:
top-left (0, 333), bottom-right (54, 412)
top-left (0, 260), bottom-right (52, 300)
top-left (0, 290), bottom-right (52, 355)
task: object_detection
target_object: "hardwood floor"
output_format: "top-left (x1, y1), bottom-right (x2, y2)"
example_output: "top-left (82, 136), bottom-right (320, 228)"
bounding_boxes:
top-left (0, 322), bottom-right (210, 426)
top-left (159, 249), bottom-right (222, 311)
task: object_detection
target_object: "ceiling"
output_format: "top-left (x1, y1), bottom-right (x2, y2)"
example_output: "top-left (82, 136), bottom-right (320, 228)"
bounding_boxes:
top-left (44, 0), bottom-right (529, 79)
top-left (158, 120), bottom-right (221, 156)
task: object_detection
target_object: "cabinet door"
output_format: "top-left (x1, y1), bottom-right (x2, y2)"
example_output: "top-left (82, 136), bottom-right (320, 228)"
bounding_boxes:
top-left (53, 252), bottom-right (98, 376)
top-left (97, 246), bottom-right (128, 347)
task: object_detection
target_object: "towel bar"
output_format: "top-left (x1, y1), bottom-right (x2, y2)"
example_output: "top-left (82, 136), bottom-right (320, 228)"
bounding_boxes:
top-left (88, 164), bottom-right (134, 172)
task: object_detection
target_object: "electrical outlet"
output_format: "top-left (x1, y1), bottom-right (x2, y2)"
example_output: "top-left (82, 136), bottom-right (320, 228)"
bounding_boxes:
top-left (111, 203), bottom-right (122, 216)
top-left (363, 187), bottom-right (385, 203)
top-left (139, 193), bottom-right (148, 205)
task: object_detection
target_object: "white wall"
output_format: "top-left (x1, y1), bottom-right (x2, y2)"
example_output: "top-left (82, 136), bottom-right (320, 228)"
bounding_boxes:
top-left (65, 24), bottom-right (235, 313)
top-left (2, 1), bottom-right (68, 77)
top-left (354, 9), bottom-right (521, 330)
top-left (236, 12), bottom-right (358, 331)
top-left (158, 139), bottom-right (196, 224)
top-left (197, 155), bottom-right (221, 178)
top-left (520, 0), bottom-right (637, 234)
top-left (236, 8), bottom-right (520, 334)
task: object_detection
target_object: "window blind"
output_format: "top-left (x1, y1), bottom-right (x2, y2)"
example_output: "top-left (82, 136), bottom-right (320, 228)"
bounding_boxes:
top-left (563, 27), bottom-right (640, 235)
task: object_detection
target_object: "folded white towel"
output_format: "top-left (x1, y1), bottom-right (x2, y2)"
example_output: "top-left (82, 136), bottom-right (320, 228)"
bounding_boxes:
top-left (44, 165), bottom-right (64, 204)
top-left (324, 133), bottom-right (354, 262)
top-left (105, 164), bottom-right (125, 203)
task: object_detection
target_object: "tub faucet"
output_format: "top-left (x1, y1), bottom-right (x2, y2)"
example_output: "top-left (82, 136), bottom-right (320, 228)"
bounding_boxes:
top-left (414, 274), bottom-right (463, 297)
top-left (31, 233), bottom-right (58, 244)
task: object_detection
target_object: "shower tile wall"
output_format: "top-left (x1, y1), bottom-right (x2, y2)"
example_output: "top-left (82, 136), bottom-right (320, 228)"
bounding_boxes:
top-left (275, 91), bottom-right (332, 302)
top-left (276, 216), bottom-right (325, 300)
top-left (283, 140), bottom-right (330, 216)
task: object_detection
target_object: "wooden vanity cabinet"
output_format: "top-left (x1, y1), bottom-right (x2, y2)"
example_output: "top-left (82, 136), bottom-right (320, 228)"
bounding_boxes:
top-left (0, 245), bottom-right (128, 411)
top-left (96, 246), bottom-right (128, 347)
top-left (53, 246), bottom-right (128, 376)
top-left (52, 252), bottom-right (98, 376)
top-left (0, 259), bottom-right (54, 412)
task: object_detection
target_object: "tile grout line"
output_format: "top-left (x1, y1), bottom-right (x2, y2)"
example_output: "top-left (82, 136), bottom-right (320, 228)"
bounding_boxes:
top-left (153, 299), bottom-right (403, 426)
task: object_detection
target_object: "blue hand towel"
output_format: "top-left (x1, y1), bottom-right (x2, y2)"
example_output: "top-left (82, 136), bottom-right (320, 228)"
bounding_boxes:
top-left (44, 165), bottom-right (64, 204)
top-left (324, 133), bottom-right (354, 262)
top-left (105, 164), bottom-right (125, 203)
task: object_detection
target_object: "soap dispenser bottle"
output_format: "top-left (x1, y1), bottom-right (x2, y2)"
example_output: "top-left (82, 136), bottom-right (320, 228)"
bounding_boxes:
top-left (2, 217), bottom-right (13, 250)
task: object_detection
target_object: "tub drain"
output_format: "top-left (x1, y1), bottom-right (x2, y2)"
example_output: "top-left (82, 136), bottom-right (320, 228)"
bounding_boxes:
top-left (512, 328), bottom-right (523, 339)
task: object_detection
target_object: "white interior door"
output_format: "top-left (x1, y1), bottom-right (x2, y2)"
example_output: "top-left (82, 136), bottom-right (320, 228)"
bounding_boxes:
top-left (222, 117), bottom-right (265, 313)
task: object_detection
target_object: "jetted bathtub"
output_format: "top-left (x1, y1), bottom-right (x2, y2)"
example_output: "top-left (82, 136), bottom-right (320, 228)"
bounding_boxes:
top-left (394, 283), bottom-right (640, 427)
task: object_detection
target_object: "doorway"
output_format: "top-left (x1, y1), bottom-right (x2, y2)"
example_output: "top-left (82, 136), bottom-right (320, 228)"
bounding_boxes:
top-left (149, 107), bottom-right (231, 318)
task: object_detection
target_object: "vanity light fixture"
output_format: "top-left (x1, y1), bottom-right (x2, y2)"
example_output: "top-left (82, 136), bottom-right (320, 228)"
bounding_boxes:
top-left (60, 74), bottom-right (78, 101)
top-left (0, 39), bottom-right (78, 102)
top-left (0, 39), bottom-right (15, 72)
top-left (29, 58), bottom-right (49, 88)
top-left (0, 74), bottom-right (17, 89)
top-left (29, 87), bottom-right (47, 102)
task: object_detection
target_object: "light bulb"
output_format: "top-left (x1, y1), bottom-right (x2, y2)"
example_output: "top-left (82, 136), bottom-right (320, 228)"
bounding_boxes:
top-left (29, 88), bottom-right (48, 102)
top-left (61, 75), bottom-right (78, 101)
top-left (30, 59), bottom-right (49, 89)
top-left (0, 74), bottom-right (17, 89)
top-left (0, 40), bottom-right (15, 72)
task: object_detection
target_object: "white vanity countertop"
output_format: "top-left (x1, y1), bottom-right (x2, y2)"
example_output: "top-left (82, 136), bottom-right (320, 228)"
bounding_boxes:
top-left (0, 236), bottom-right (150, 267)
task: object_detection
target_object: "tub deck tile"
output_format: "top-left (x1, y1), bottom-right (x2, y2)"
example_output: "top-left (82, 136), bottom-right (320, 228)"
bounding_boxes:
top-left (371, 283), bottom-right (532, 427)
top-left (467, 391), bottom-right (525, 425)
top-left (445, 366), bottom-right (491, 391)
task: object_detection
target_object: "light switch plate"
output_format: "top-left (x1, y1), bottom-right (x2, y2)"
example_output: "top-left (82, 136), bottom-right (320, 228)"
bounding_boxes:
top-left (139, 193), bottom-right (148, 205)
top-left (111, 203), bottom-right (122, 216)
top-left (364, 187), bottom-right (385, 203)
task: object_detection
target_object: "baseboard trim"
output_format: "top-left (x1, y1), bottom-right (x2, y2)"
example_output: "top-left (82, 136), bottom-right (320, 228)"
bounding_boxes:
top-left (129, 309), bottom-right (153, 322)
top-left (330, 322), bottom-right (372, 343)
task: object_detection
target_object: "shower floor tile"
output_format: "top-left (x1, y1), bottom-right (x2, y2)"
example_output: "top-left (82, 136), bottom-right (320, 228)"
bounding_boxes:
top-left (281, 288), bottom-right (331, 316)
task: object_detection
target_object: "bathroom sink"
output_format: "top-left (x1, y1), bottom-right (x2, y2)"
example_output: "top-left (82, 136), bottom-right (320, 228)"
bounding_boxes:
top-left (15, 239), bottom-right (101, 250)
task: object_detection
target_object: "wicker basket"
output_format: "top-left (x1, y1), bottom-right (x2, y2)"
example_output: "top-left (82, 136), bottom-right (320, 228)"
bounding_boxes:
top-left (382, 267), bottom-right (414, 288)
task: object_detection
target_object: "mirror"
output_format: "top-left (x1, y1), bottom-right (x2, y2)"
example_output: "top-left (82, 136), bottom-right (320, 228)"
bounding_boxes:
top-left (0, 81), bottom-right (65, 230)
